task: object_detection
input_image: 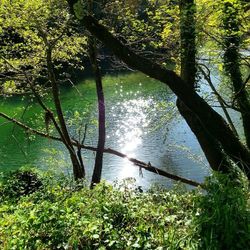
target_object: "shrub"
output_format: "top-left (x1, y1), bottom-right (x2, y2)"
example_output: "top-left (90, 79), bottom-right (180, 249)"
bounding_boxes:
top-left (193, 172), bottom-right (250, 250)
top-left (0, 169), bottom-right (249, 249)
top-left (0, 168), bottom-right (42, 202)
top-left (0, 170), bottom-right (197, 249)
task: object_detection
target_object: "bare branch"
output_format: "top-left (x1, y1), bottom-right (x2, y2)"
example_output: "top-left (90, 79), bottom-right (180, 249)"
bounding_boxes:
top-left (198, 64), bottom-right (238, 136)
top-left (0, 55), bottom-right (69, 150)
top-left (198, 63), bottom-right (240, 111)
top-left (232, 72), bottom-right (250, 103)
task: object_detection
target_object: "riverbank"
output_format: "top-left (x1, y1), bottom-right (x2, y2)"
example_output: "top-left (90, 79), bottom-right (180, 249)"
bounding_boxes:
top-left (0, 168), bottom-right (249, 249)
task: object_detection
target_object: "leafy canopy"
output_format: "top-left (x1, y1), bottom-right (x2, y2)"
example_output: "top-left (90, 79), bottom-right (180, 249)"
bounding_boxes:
top-left (0, 0), bottom-right (87, 94)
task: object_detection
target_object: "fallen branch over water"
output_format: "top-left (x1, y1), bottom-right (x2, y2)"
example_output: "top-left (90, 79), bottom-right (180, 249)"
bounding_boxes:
top-left (0, 112), bottom-right (203, 187)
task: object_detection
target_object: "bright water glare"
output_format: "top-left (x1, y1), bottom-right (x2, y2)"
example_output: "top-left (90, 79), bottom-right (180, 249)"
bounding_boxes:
top-left (0, 73), bottom-right (211, 188)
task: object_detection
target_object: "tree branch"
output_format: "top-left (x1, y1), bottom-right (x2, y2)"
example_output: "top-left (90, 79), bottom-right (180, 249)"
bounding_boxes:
top-left (198, 64), bottom-right (238, 136)
top-left (75, 15), bottom-right (250, 178)
top-left (0, 112), bottom-right (202, 187)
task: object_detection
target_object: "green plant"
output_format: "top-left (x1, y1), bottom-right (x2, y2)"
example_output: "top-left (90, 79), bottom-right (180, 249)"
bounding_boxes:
top-left (0, 169), bottom-right (249, 249)
top-left (193, 172), bottom-right (250, 250)
top-left (0, 167), bottom-right (42, 202)
top-left (0, 169), bottom-right (197, 249)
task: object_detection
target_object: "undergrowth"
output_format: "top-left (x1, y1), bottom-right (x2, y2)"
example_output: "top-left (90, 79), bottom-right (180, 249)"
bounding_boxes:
top-left (0, 168), bottom-right (249, 249)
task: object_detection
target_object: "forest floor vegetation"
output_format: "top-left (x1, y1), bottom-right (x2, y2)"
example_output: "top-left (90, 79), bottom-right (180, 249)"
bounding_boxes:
top-left (0, 167), bottom-right (249, 249)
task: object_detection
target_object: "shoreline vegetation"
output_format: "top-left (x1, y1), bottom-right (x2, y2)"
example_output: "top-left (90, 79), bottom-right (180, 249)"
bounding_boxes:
top-left (0, 168), bottom-right (249, 249)
top-left (0, 0), bottom-right (249, 248)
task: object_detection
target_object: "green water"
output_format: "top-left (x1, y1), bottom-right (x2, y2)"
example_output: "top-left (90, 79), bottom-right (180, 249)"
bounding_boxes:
top-left (0, 72), bottom-right (210, 187)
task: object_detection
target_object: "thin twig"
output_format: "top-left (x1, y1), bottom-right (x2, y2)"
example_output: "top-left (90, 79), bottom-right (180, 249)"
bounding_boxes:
top-left (198, 64), bottom-right (238, 136)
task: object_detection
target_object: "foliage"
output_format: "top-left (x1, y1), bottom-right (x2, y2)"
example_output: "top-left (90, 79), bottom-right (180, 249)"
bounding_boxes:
top-left (0, 169), bottom-right (194, 249)
top-left (0, 167), bottom-right (42, 202)
top-left (196, 0), bottom-right (249, 73)
top-left (0, 169), bottom-right (249, 249)
top-left (102, 0), bottom-right (180, 67)
top-left (0, 0), bottom-right (87, 94)
top-left (196, 0), bottom-right (250, 48)
top-left (193, 172), bottom-right (250, 250)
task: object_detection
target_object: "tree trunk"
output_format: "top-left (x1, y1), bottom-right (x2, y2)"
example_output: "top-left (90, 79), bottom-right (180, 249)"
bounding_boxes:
top-left (179, 0), bottom-right (196, 86)
top-left (87, 0), bottom-right (106, 187)
top-left (222, 1), bottom-right (250, 149)
top-left (177, 0), bottom-right (230, 172)
top-left (47, 47), bottom-right (85, 180)
top-left (89, 41), bottom-right (106, 186)
top-left (66, 2), bottom-right (250, 178)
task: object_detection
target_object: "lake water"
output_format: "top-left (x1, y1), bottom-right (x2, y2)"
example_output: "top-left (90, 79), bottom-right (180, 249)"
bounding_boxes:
top-left (0, 71), bottom-right (225, 188)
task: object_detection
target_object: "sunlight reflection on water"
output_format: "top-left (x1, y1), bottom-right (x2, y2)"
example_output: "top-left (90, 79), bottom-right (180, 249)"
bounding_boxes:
top-left (108, 97), bottom-right (154, 179)
top-left (0, 73), bottom-right (211, 188)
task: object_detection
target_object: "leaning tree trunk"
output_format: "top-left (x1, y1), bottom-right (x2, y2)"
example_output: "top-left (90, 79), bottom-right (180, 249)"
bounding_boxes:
top-left (67, 2), bottom-right (250, 179)
top-left (222, 1), bottom-right (250, 149)
top-left (87, 0), bottom-right (106, 187)
top-left (178, 0), bottom-right (229, 172)
top-left (47, 47), bottom-right (85, 180)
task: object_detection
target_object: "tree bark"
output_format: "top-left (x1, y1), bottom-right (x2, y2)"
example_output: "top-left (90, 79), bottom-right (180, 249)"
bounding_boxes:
top-left (87, 0), bottom-right (106, 187)
top-left (66, 2), bottom-right (250, 178)
top-left (178, 0), bottom-right (229, 172)
top-left (89, 43), bottom-right (106, 186)
top-left (179, 0), bottom-right (196, 86)
top-left (222, 1), bottom-right (250, 149)
top-left (47, 47), bottom-right (85, 180)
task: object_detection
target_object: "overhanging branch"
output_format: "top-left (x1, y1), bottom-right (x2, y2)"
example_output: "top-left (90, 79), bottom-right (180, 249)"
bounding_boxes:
top-left (0, 112), bottom-right (202, 187)
top-left (77, 15), bottom-right (250, 177)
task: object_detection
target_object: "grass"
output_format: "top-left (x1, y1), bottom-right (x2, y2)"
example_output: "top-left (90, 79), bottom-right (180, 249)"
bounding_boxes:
top-left (0, 168), bottom-right (249, 249)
